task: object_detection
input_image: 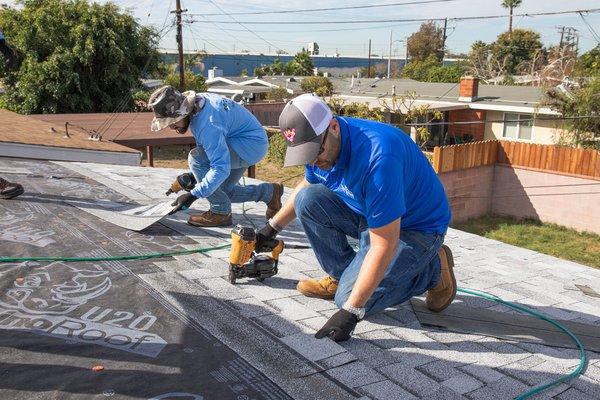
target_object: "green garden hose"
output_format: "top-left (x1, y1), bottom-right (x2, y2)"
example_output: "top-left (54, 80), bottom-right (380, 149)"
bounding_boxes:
top-left (0, 244), bottom-right (588, 399)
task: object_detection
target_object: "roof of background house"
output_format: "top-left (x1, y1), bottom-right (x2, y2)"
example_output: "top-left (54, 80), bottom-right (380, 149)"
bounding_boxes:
top-left (0, 109), bottom-right (141, 165)
top-left (331, 77), bottom-right (555, 114)
top-left (32, 112), bottom-right (196, 148)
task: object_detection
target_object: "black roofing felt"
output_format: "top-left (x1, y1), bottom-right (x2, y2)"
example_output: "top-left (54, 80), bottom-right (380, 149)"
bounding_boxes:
top-left (0, 159), bottom-right (291, 399)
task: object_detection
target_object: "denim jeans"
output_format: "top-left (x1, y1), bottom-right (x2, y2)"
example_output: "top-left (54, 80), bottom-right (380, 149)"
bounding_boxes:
top-left (294, 184), bottom-right (443, 316)
top-left (188, 147), bottom-right (274, 215)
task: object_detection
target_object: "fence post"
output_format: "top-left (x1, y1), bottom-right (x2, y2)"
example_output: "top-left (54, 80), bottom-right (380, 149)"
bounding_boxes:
top-left (433, 146), bottom-right (441, 173)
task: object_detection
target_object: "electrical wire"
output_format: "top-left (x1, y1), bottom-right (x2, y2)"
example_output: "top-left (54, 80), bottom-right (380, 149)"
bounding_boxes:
top-left (204, 0), bottom-right (284, 54)
top-left (191, 0), bottom-right (461, 17)
top-left (195, 7), bottom-right (600, 25)
top-left (578, 12), bottom-right (600, 44)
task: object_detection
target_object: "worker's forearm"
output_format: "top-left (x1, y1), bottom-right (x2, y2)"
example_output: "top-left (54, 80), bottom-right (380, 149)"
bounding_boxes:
top-left (271, 178), bottom-right (310, 229)
top-left (346, 244), bottom-right (398, 308)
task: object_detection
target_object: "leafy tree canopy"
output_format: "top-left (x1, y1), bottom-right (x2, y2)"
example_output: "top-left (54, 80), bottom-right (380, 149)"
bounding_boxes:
top-left (300, 76), bottom-right (333, 96)
top-left (492, 29), bottom-right (544, 74)
top-left (0, 0), bottom-right (160, 114)
top-left (401, 55), bottom-right (467, 83)
top-left (575, 46), bottom-right (600, 77)
top-left (254, 51), bottom-right (314, 77)
top-left (407, 21), bottom-right (444, 62)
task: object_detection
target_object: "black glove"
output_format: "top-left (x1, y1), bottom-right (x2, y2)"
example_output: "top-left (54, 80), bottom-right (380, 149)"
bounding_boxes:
top-left (315, 309), bottom-right (359, 342)
top-left (255, 222), bottom-right (279, 253)
top-left (169, 192), bottom-right (197, 215)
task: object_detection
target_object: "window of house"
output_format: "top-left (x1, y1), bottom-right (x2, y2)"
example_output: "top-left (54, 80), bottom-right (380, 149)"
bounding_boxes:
top-left (503, 113), bottom-right (532, 140)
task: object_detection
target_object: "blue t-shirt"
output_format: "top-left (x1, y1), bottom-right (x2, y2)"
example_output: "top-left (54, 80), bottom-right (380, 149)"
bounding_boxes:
top-left (189, 93), bottom-right (267, 198)
top-left (305, 117), bottom-right (451, 234)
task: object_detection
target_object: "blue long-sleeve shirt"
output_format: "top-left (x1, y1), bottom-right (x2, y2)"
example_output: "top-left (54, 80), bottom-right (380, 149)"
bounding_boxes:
top-left (189, 93), bottom-right (268, 198)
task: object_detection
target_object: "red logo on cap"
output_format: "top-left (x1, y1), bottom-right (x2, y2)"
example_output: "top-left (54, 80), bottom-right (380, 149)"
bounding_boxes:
top-left (283, 128), bottom-right (296, 142)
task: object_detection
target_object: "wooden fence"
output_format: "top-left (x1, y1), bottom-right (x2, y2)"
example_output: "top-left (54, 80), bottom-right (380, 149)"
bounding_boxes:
top-left (433, 140), bottom-right (600, 180)
top-left (433, 140), bottom-right (499, 173)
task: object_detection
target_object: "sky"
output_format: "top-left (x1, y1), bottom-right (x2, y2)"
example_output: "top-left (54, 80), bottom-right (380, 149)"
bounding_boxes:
top-left (2, 0), bottom-right (600, 57)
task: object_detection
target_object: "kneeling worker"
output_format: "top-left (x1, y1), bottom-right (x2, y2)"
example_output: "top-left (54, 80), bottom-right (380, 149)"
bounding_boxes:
top-left (257, 94), bottom-right (456, 341)
top-left (149, 86), bottom-right (283, 227)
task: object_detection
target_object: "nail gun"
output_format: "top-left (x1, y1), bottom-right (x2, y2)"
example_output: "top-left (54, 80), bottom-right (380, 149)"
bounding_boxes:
top-left (228, 225), bottom-right (284, 284)
top-left (166, 172), bottom-right (196, 196)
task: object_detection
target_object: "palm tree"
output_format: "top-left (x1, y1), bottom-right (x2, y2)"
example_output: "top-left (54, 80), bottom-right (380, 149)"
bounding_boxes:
top-left (502, 0), bottom-right (523, 35)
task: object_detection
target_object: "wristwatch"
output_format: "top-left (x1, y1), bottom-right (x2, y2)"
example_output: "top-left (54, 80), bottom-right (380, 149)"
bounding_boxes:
top-left (342, 302), bottom-right (366, 320)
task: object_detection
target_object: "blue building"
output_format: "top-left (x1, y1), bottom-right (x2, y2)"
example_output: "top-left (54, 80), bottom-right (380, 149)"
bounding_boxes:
top-left (162, 53), bottom-right (407, 77)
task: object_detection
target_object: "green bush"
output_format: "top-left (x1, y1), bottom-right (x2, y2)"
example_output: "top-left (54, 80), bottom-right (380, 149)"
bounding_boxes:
top-left (265, 87), bottom-right (291, 101)
top-left (300, 76), bottom-right (333, 96)
top-left (267, 131), bottom-right (288, 166)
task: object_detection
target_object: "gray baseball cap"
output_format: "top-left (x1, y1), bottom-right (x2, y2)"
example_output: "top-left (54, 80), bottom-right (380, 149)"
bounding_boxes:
top-left (148, 85), bottom-right (197, 132)
top-left (278, 93), bottom-right (333, 167)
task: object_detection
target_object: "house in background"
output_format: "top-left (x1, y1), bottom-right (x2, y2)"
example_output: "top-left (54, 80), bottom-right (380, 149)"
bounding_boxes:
top-left (204, 76), bottom-right (304, 103)
top-left (331, 76), bottom-right (563, 147)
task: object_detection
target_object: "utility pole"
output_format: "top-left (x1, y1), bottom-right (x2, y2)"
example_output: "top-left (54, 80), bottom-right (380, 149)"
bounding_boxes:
top-left (174, 0), bottom-right (186, 90)
top-left (557, 26), bottom-right (579, 56)
top-left (441, 18), bottom-right (448, 62)
top-left (387, 30), bottom-right (392, 79)
top-left (367, 39), bottom-right (371, 78)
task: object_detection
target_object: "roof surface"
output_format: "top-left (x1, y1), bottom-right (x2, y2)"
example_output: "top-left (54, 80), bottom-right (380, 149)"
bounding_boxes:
top-left (330, 77), bottom-right (546, 109)
top-left (32, 112), bottom-right (196, 147)
top-left (1, 158), bottom-right (599, 399)
top-left (0, 109), bottom-right (139, 153)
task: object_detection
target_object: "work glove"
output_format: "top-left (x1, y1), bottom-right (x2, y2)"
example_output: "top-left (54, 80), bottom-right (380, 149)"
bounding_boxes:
top-left (169, 192), bottom-right (197, 215)
top-left (315, 309), bottom-right (359, 342)
top-left (255, 222), bottom-right (279, 253)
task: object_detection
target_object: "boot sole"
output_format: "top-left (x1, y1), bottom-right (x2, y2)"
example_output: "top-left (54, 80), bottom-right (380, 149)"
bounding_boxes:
top-left (0, 185), bottom-right (24, 199)
top-left (297, 291), bottom-right (335, 300)
top-left (429, 244), bottom-right (457, 313)
top-left (187, 219), bottom-right (232, 227)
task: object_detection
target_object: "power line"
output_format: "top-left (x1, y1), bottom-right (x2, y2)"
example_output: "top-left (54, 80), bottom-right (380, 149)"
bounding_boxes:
top-left (191, 0), bottom-right (460, 17)
top-left (204, 0), bottom-right (284, 54)
top-left (187, 20), bottom-right (423, 33)
top-left (194, 7), bottom-right (600, 25)
top-left (578, 12), bottom-right (600, 44)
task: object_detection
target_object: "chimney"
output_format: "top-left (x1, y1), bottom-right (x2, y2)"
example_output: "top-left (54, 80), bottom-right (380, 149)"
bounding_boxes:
top-left (458, 76), bottom-right (479, 102)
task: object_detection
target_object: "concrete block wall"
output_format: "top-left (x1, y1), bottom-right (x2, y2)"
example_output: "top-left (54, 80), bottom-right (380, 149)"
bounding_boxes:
top-left (438, 165), bottom-right (494, 223)
top-left (492, 165), bottom-right (600, 234)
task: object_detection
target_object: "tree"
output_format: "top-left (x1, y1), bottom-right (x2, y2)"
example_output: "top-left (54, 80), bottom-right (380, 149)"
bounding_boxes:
top-left (0, 0), bottom-right (160, 114)
top-left (544, 77), bottom-right (600, 148)
top-left (400, 55), bottom-right (466, 82)
top-left (164, 70), bottom-right (206, 93)
top-left (240, 68), bottom-right (249, 77)
top-left (575, 46), bottom-right (600, 77)
top-left (501, 0), bottom-right (522, 35)
top-left (492, 29), bottom-right (544, 74)
top-left (300, 76), bottom-right (333, 96)
top-left (407, 21), bottom-right (444, 62)
top-left (285, 50), bottom-right (314, 76)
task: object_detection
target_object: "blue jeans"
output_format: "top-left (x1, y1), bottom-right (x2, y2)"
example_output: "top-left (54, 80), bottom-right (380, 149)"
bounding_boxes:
top-left (294, 184), bottom-right (443, 316)
top-left (188, 147), bottom-right (274, 215)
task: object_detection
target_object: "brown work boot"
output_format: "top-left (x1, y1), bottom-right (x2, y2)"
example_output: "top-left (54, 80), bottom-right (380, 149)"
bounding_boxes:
top-left (265, 183), bottom-right (283, 220)
top-left (426, 245), bottom-right (457, 312)
top-left (297, 275), bottom-right (338, 299)
top-left (0, 177), bottom-right (24, 200)
top-left (188, 211), bottom-right (232, 227)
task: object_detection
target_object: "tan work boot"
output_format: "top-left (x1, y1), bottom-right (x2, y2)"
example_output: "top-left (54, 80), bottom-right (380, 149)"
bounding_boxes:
top-left (266, 183), bottom-right (284, 220)
top-left (426, 245), bottom-right (457, 312)
top-left (297, 275), bottom-right (338, 299)
top-left (188, 211), bottom-right (232, 227)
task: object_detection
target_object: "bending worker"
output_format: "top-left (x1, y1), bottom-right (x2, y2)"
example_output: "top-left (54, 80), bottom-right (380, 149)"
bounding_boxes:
top-left (257, 93), bottom-right (456, 342)
top-left (149, 86), bottom-right (283, 227)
